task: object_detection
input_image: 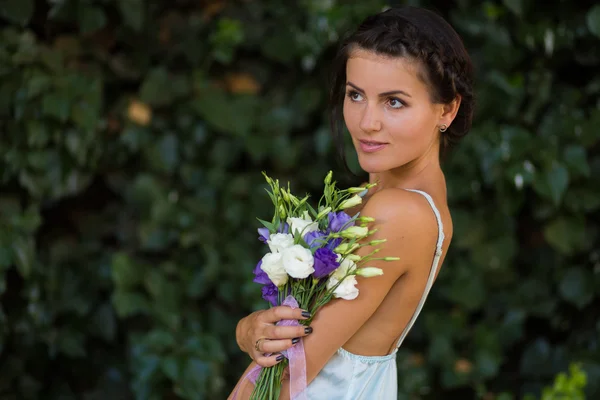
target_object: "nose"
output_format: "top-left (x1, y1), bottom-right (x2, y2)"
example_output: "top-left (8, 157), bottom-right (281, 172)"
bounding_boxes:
top-left (359, 104), bottom-right (382, 133)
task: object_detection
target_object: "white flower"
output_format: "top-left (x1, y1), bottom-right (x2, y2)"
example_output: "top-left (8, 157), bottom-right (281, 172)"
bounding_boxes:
top-left (339, 195), bottom-right (362, 210)
top-left (260, 252), bottom-right (288, 286)
top-left (281, 244), bottom-right (314, 279)
top-left (326, 275), bottom-right (359, 300)
top-left (267, 233), bottom-right (294, 253)
top-left (355, 267), bottom-right (384, 277)
top-left (332, 255), bottom-right (357, 280)
top-left (287, 211), bottom-right (319, 236)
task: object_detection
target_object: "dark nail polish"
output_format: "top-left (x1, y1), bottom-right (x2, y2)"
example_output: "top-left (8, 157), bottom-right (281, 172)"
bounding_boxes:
top-left (276, 354), bottom-right (284, 362)
top-left (305, 327), bottom-right (313, 334)
top-left (301, 311), bottom-right (311, 318)
top-left (292, 337), bottom-right (300, 344)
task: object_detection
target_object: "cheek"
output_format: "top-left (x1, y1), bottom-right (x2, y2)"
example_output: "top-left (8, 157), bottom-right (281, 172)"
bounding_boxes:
top-left (342, 101), bottom-right (359, 136)
top-left (386, 108), bottom-right (433, 142)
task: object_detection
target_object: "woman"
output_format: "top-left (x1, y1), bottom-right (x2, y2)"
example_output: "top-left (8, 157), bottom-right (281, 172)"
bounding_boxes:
top-left (230, 6), bottom-right (474, 399)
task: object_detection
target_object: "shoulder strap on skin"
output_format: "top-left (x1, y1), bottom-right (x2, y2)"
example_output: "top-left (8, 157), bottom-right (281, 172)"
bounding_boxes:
top-left (394, 189), bottom-right (445, 350)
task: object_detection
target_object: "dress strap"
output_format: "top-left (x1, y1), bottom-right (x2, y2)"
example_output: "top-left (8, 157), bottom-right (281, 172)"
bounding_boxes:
top-left (393, 189), bottom-right (445, 350)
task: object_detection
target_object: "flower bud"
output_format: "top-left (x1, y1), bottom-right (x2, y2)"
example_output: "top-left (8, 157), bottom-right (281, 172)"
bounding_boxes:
top-left (262, 172), bottom-right (273, 185)
top-left (384, 257), bottom-right (400, 261)
top-left (356, 267), bottom-right (384, 277)
top-left (316, 206), bottom-right (332, 220)
top-left (298, 195), bottom-right (309, 206)
top-left (345, 254), bottom-right (361, 262)
top-left (368, 239), bottom-right (387, 246)
top-left (334, 243), bottom-right (360, 255)
top-left (281, 189), bottom-right (290, 202)
top-left (340, 226), bottom-right (369, 239)
top-left (357, 216), bottom-right (375, 223)
top-left (279, 204), bottom-right (286, 219)
top-left (324, 171), bottom-right (333, 185)
top-left (290, 194), bottom-right (300, 207)
top-left (347, 187), bottom-right (367, 194)
top-left (339, 195), bottom-right (362, 210)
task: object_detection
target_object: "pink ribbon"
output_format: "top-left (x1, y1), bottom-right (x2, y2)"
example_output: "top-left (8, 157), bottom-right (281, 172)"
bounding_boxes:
top-left (232, 295), bottom-right (308, 400)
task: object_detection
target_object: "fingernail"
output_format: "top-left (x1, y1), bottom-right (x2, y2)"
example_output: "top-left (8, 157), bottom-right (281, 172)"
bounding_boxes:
top-left (276, 354), bottom-right (284, 362)
top-left (292, 337), bottom-right (300, 344)
top-left (305, 327), bottom-right (313, 334)
top-left (301, 311), bottom-right (311, 318)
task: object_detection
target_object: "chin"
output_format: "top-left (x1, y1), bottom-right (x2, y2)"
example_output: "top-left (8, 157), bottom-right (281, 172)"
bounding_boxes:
top-left (357, 158), bottom-right (389, 174)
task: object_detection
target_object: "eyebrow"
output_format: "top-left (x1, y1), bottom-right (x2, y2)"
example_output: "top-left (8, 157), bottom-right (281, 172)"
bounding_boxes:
top-left (346, 81), bottom-right (412, 98)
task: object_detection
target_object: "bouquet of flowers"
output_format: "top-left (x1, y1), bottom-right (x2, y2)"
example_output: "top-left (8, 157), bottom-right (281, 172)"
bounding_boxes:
top-left (243, 171), bottom-right (398, 400)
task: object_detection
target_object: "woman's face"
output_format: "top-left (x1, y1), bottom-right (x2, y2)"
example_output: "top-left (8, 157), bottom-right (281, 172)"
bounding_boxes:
top-left (343, 49), bottom-right (444, 174)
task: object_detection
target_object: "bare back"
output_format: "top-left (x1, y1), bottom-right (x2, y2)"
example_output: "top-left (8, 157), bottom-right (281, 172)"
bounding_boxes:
top-left (342, 187), bottom-right (453, 356)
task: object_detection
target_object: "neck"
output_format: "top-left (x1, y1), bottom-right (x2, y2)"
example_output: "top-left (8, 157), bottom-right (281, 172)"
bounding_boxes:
top-left (369, 147), bottom-right (442, 192)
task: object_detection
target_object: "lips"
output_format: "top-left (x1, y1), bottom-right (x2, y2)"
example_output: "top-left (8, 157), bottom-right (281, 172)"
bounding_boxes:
top-left (358, 139), bottom-right (388, 153)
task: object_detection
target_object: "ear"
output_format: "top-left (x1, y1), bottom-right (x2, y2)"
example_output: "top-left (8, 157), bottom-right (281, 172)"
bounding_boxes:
top-left (439, 95), bottom-right (461, 128)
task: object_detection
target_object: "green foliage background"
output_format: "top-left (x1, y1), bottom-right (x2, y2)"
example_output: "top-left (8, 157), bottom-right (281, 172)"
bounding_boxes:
top-left (1, 0), bottom-right (599, 399)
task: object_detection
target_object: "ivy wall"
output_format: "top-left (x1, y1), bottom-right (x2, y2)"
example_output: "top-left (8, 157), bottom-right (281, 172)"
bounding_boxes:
top-left (0, 0), bottom-right (599, 399)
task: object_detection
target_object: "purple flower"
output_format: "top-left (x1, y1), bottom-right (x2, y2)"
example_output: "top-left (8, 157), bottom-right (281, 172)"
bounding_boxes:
top-left (258, 228), bottom-right (270, 243)
top-left (277, 222), bottom-right (290, 234)
top-left (327, 237), bottom-right (342, 250)
top-left (261, 283), bottom-right (279, 307)
top-left (313, 248), bottom-right (340, 278)
top-left (327, 211), bottom-right (354, 233)
top-left (304, 231), bottom-right (326, 249)
top-left (253, 260), bottom-right (271, 285)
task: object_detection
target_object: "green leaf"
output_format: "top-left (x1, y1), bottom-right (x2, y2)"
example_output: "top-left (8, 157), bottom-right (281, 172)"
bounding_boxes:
top-left (12, 236), bottom-right (35, 278)
top-left (111, 252), bottom-right (142, 288)
top-left (41, 92), bottom-right (70, 122)
top-left (563, 145), bottom-right (590, 177)
top-left (0, 0), bottom-right (34, 26)
top-left (534, 162), bottom-right (569, 206)
top-left (90, 304), bottom-right (117, 342)
top-left (543, 216), bottom-right (585, 255)
top-left (117, 0), bottom-right (144, 31)
top-left (558, 267), bottom-right (594, 309)
top-left (58, 330), bottom-right (86, 358)
top-left (78, 6), bottom-right (107, 34)
top-left (192, 86), bottom-right (256, 136)
top-left (502, 0), bottom-right (523, 17)
top-left (161, 356), bottom-right (179, 380)
top-left (140, 67), bottom-right (172, 107)
top-left (111, 291), bottom-right (150, 318)
top-left (587, 5), bottom-right (600, 38)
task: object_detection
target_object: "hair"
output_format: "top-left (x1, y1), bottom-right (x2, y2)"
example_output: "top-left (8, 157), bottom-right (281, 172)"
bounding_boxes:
top-left (329, 6), bottom-right (475, 166)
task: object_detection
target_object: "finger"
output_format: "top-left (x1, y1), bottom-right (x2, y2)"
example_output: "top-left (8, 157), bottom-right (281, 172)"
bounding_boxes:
top-left (264, 325), bottom-right (311, 340)
top-left (260, 306), bottom-right (311, 324)
top-left (254, 353), bottom-right (286, 368)
top-left (260, 338), bottom-right (299, 354)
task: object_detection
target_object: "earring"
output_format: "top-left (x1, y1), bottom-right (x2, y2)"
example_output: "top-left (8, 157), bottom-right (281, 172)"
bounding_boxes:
top-left (439, 124), bottom-right (448, 132)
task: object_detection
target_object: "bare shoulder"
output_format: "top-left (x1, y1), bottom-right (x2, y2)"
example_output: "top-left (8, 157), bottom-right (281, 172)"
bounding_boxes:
top-left (361, 188), bottom-right (438, 227)
top-left (359, 188), bottom-right (440, 271)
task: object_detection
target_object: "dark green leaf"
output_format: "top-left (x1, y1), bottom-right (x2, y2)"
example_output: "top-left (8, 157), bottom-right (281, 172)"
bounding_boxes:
top-left (558, 267), bottom-right (594, 309)
top-left (0, 0), bottom-right (34, 26)
top-left (117, 0), bottom-right (144, 31)
top-left (563, 145), bottom-right (590, 177)
top-left (543, 216), bottom-right (585, 255)
top-left (533, 162), bottom-right (569, 206)
top-left (78, 6), bottom-right (107, 34)
top-left (111, 291), bottom-right (150, 318)
top-left (587, 5), bottom-right (600, 38)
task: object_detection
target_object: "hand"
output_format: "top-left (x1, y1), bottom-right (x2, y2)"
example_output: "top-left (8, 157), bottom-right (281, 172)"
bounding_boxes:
top-left (236, 306), bottom-right (313, 367)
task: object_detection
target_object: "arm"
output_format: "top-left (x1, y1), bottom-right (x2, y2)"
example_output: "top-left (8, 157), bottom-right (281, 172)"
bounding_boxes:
top-left (230, 188), bottom-right (437, 398)
top-left (301, 188), bottom-right (437, 384)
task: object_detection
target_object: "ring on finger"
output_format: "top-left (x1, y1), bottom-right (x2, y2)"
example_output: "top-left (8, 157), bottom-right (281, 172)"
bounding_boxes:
top-left (255, 337), bottom-right (267, 352)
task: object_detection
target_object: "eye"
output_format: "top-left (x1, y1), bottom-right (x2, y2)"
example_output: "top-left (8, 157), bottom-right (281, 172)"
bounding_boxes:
top-left (387, 97), bottom-right (404, 109)
top-left (346, 90), bottom-right (364, 102)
